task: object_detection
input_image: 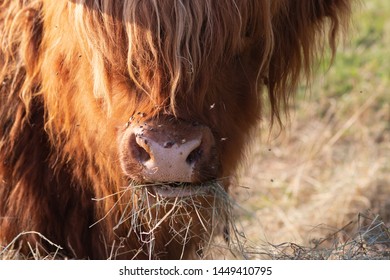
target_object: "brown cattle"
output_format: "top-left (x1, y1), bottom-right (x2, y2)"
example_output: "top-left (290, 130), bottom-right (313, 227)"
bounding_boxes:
top-left (0, 0), bottom-right (351, 259)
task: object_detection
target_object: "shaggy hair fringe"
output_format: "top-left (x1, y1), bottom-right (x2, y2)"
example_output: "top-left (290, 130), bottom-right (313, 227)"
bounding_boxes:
top-left (0, 0), bottom-right (352, 133)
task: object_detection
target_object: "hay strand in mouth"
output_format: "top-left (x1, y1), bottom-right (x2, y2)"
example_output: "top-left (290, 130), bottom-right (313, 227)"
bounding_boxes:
top-left (91, 180), bottom-right (250, 259)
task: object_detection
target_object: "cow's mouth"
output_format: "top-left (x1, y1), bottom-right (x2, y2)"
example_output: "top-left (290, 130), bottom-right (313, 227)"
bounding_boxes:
top-left (148, 182), bottom-right (210, 198)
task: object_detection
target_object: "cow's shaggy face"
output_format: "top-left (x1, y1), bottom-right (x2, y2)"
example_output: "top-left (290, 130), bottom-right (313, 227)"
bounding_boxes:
top-left (97, 1), bottom-right (269, 187)
top-left (101, 1), bottom-right (267, 258)
top-left (0, 0), bottom-right (351, 259)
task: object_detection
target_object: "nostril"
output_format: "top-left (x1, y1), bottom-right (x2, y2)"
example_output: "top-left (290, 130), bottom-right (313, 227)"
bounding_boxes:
top-left (130, 134), bottom-right (151, 163)
top-left (186, 146), bottom-right (203, 165)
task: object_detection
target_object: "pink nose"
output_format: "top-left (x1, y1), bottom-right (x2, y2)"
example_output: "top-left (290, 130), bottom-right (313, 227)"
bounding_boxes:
top-left (121, 118), bottom-right (219, 183)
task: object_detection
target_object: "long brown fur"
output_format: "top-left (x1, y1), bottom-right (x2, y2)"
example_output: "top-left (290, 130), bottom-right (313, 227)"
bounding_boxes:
top-left (0, 0), bottom-right (351, 259)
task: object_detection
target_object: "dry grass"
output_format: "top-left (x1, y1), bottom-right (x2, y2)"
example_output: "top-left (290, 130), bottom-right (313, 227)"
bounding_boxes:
top-left (103, 181), bottom-right (240, 260)
top-left (260, 213), bottom-right (390, 260)
top-left (0, 182), bottom-right (249, 260)
top-left (0, 231), bottom-right (64, 260)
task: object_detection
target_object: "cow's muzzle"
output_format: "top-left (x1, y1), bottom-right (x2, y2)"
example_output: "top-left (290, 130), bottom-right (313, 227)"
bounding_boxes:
top-left (119, 115), bottom-right (220, 185)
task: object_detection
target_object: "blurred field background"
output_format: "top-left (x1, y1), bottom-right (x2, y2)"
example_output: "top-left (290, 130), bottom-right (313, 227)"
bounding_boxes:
top-left (234, 0), bottom-right (390, 259)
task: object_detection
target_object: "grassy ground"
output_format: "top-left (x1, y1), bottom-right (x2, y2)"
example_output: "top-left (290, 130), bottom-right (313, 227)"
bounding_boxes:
top-left (234, 0), bottom-right (390, 259)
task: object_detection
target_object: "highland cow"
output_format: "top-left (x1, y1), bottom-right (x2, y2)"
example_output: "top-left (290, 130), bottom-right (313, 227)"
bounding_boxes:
top-left (0, 0), bottom-right (351, 259)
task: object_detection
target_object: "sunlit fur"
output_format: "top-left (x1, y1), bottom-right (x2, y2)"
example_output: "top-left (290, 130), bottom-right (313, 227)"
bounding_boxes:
top-left (0, 0), bottom-right (351, 259)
